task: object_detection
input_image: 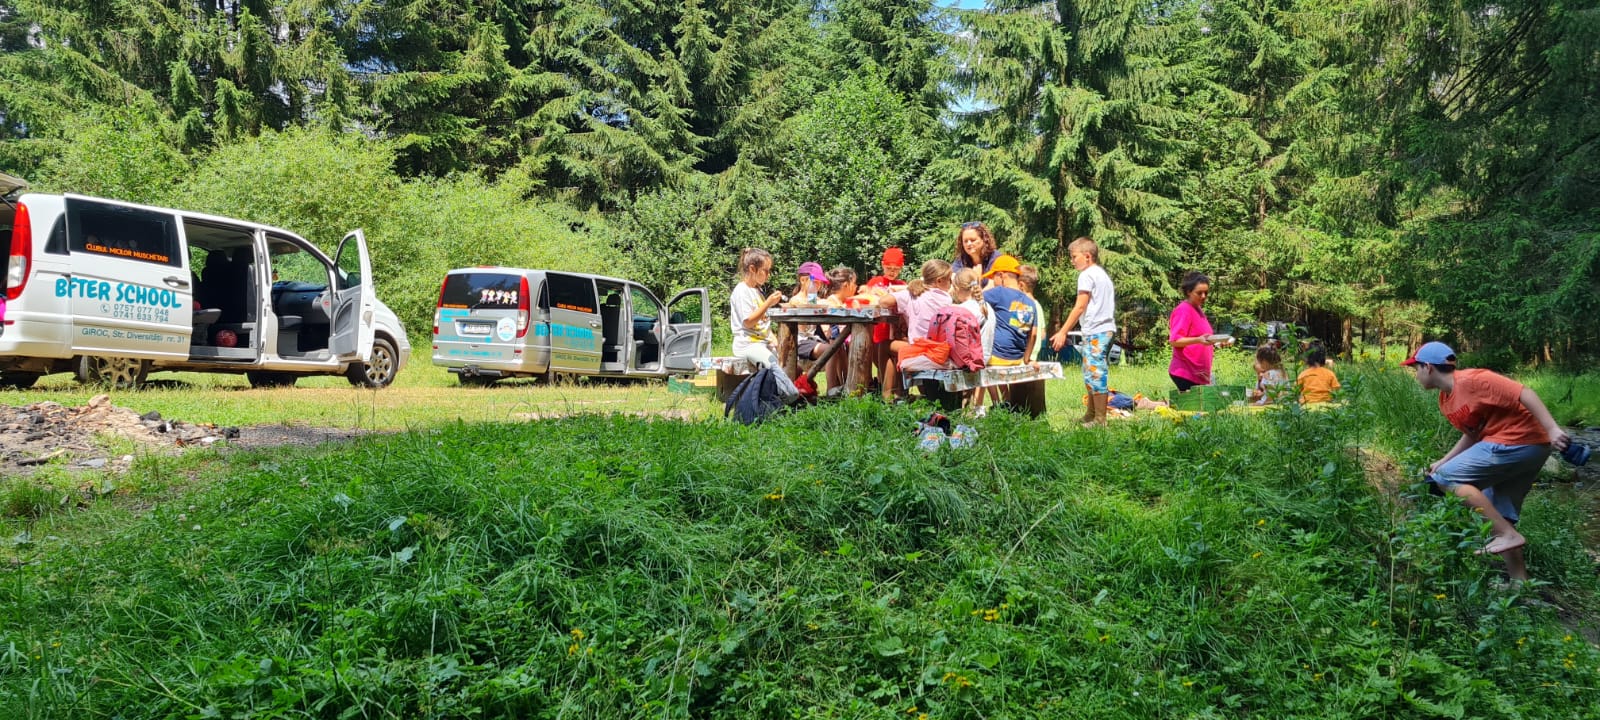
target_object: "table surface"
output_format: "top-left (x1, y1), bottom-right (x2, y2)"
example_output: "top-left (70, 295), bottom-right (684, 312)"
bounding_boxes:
top-left (768, 306), bottom-right (895, 321)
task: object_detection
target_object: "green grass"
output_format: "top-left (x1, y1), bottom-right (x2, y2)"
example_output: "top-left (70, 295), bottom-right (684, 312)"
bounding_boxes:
top-left (1, 361), bottom-right (1598, 718)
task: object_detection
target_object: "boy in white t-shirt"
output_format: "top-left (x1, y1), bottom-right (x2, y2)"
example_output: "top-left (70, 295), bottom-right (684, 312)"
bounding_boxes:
top-left (1048, 237), bottom-right (1117, 425)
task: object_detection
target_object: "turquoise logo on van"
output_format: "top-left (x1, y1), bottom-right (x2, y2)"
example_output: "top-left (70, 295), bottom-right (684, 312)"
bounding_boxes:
top-left (55, 278), bottom-right (184, 309)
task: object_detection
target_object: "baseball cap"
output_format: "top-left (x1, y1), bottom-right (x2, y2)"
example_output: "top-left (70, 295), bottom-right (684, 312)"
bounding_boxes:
top-left (1402, 341), bottom-right (1457, 367)
top-left (983, 254), bottom-right (1022, 279)
top-left (881, 247), bottom-right (905, 267)
top-left (797, 261), bottom-right (826, 282)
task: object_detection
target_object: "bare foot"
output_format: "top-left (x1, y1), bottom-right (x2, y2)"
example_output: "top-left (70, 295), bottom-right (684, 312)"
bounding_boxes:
top-left (1479, 533), bottom-right (1527, 555)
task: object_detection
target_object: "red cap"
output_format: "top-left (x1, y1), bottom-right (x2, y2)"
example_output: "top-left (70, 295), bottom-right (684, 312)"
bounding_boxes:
top-left (881, 247), bottom-right (905, 266)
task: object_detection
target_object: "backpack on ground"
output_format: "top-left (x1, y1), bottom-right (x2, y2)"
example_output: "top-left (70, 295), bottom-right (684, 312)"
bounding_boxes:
top-left (927, 306), bottom-right (985, 372)
top-left (724, 367), bottom-right (788, 425)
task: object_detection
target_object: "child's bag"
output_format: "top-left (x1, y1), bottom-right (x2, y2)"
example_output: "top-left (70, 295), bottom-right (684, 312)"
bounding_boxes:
top-left (927, 306), bottom-right (985, 372)
top-left (724, 368), bottom-right (788, 425)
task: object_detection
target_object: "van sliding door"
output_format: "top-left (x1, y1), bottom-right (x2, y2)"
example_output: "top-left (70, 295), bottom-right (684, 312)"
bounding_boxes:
top-left (544, 273), bottom-right (601, 374)
top-left (64, 196), bottom-right (193, 360)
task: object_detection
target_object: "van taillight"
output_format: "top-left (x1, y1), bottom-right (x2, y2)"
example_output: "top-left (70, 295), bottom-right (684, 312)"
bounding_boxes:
top-left (516, 276), bottom-right (530, 338)
top-left (432, 278), bottom-right (447, 335)
top-left (6, 202), bottom-right (30, 301)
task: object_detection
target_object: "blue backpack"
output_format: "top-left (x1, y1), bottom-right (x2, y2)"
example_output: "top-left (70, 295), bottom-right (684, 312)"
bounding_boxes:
top-left (724, 368), bottom-right (789, 425)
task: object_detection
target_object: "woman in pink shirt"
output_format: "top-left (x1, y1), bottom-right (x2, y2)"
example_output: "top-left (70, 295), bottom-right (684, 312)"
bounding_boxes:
top-left (1167, 272), bottom-right (1232, 390)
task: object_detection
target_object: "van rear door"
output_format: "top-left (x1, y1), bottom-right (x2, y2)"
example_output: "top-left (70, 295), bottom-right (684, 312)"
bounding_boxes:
top-left (434, 270), bottom-right (528, 367)
top-left (330, 230), bottom-right (375, 362)
top-left (544, 272), bottom-right (602, 373)
top-left (662, 288), bottom-right (711, 373)
top-left (64, 196), bottom-right (192, 359)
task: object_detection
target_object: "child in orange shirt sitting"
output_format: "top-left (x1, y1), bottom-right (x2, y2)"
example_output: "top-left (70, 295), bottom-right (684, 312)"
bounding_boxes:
top-left (1296, 346), bottom-right (1340, 404)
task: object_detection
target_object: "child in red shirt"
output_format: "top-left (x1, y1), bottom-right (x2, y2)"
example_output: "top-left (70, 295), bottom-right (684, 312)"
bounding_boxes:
top-left (1407, 341), bottom-right (1571, 581)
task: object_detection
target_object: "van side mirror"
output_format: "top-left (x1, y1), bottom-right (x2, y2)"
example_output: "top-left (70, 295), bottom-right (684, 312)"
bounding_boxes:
top-left (669, 312), bottom-right (686, 324)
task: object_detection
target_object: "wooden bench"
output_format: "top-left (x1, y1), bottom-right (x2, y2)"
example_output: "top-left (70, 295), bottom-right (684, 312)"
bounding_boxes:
top-left (904, 362), bottom-right (1065, 416)
top-left (696, 356), bottom-right (758, 403)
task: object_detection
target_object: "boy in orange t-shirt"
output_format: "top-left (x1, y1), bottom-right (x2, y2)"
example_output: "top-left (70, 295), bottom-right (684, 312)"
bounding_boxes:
top-left (1296, 346), bottom-right (1340, 403)
top-left (1406, 341), bottom-right (1572, 581)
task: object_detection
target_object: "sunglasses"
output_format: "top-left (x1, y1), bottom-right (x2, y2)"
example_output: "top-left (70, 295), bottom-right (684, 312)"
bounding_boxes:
top-left (961, 221), bottom-right (983, 229)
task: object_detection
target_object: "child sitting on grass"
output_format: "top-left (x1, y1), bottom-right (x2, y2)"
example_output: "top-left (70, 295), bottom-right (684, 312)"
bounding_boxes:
top-left (1249, 345), bottom-right (1289, 405)
top-left (1297, 346), bottom-right (1340, 404)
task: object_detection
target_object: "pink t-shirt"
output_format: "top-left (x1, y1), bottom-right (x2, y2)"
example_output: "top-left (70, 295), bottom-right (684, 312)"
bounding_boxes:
top-left (1168, 301), bottom-right (1214, 384)
top-left (900, 287), bottom-right (952, 342)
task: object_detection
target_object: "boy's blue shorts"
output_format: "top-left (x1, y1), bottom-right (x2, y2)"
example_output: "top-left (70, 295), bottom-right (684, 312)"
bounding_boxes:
top-left (1427, 441), bottom-right (1551, 523)
top-left (1079, 331), bottom-right (1113, 394)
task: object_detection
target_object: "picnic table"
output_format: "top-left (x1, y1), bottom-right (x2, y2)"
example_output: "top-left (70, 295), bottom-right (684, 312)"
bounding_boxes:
top-left (769, 306), bottom-right (896, 395)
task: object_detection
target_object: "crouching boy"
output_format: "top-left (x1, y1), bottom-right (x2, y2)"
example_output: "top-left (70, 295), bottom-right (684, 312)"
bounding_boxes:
top-left (1406, 341), bottom-right (1571, 581)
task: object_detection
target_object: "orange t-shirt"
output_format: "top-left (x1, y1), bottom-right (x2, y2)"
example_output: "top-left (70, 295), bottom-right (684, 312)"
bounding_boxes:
top-left (1439, 368), bottom-right (1548, 446)
top-left (1296, 366), bottom-right (1341, 403)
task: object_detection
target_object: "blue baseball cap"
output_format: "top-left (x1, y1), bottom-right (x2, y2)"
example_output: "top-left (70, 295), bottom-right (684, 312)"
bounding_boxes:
top-left (1402, 341), bottom-right (1457, 367)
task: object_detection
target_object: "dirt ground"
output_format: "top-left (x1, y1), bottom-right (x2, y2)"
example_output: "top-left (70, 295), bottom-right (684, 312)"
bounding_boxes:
top-left (1, 394), bottom-right (371, 476)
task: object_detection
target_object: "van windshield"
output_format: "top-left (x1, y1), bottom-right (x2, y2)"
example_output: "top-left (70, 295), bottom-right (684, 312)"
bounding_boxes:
top-left (440, 273), bottom-right (523, 310)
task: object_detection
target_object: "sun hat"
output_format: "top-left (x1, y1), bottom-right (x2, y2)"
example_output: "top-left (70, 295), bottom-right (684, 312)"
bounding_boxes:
top-left (797, 261), bottom-right (826, 282)
top-left (1402, 341), bottom-right (1457, 367)
top-left (881, 247), bottom-right (905, 266)
top-left (982, 254), bottom-right (1022, 279)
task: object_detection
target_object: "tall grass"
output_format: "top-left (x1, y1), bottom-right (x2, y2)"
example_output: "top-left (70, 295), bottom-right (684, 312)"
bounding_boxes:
top-left (2, 362), bottom-right (1597, 718)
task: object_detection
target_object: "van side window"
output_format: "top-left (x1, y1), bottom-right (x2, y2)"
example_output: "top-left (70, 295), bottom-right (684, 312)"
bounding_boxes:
top-left (44, 216), bottom-right (67, 255)
top-left (546, 274), bottom-right (596, 314)
top-left (66, 200), bottom-right (181, 267)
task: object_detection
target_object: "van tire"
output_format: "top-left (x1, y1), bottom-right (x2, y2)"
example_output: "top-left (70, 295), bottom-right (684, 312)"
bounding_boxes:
top-left (346, 336), bottom-right (399, 388)
top-left (247, 372), bottom-right (298, 388)
top-left (0, 372), bottom-right (41, 389)
top-left (76, 356), bottom-right (149, 389)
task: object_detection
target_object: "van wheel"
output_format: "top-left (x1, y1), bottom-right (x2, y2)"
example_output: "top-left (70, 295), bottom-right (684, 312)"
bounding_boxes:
top-left (247, 372), bottom-right (298, 388)
top-left (77, 356), bottom-right (149, 389)
top-left (0, 372), bottom-right (41, 389)
top-left (346, 337), bottom-right (399, 388)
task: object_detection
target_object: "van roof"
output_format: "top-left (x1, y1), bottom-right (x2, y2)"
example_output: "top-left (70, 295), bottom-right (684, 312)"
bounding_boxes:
top-left (447, 266), bottom-right (636, 287)
top-left (0, 172), bottom-right (28, 195)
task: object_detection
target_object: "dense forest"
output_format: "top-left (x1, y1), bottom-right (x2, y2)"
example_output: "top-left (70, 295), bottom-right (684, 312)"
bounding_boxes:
top-left (1, 0), bottom-right (1595, 364)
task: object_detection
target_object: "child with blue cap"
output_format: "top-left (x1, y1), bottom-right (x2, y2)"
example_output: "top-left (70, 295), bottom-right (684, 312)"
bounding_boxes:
top-left (1406, 341), bottom-right (1572, 581)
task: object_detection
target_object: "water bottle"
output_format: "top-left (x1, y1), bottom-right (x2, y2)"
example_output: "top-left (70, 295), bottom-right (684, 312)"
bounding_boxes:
top-left (1561, 442), bottom-right (1591, 467)
top-left (918, 426), bottom-right (947, 451)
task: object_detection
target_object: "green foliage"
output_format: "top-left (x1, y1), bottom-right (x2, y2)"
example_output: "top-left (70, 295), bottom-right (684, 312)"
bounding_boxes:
top-left (778, 71), bottom-right (945, 272)
top-left (175, 129), bottom-right (618, 337)
top-left (947, 0), bottom-right (1192, 320)
top-left (3, 369), bottom-right (1599, 717)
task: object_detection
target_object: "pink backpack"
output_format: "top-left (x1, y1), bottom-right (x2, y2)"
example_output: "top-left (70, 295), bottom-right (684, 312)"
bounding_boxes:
top-left (928, 306), bottom-right (985, 371)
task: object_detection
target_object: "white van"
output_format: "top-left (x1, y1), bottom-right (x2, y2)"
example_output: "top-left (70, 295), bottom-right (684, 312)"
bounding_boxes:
top-left (431, 267), bottom-right (710, 384)
top-left (1, 180), bottom-right (410, 389)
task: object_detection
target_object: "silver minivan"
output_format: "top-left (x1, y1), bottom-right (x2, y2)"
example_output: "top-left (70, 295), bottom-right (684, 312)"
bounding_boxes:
top-left (431, 267), bottom-right (710, 384)
top-left (1, 179), bottom-right (410, 389)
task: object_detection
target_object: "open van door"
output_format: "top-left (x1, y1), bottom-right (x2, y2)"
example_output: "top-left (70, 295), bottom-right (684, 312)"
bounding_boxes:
top-left (330, 230), bottom-right (375, 362)
top-left (661, 288), bottom-right (711, 373)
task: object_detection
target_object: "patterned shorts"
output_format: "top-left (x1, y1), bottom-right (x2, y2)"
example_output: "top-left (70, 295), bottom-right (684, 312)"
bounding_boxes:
top-left (1079, 331), bottom-right (1113, 393)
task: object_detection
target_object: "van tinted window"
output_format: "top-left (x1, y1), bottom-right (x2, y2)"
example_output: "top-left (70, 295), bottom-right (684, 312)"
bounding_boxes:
top-left (67, 199), bottom-right (181, 267)
top-left (439, 272), bottom-right (524, 310)
top-left (547, 273), bottom-right (596, 314)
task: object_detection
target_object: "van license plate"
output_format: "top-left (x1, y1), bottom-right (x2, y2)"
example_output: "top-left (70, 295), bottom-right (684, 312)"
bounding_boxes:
top-left (459, 322), bottom-right (493, 336)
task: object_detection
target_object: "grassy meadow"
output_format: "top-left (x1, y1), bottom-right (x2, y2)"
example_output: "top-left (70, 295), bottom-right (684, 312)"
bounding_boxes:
top-left (2, 351), bottom-right (1599, 718)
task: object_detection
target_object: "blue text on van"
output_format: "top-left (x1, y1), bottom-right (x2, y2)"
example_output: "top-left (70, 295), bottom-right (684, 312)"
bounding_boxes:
top-left (55, 278), bottom-right (185, 309)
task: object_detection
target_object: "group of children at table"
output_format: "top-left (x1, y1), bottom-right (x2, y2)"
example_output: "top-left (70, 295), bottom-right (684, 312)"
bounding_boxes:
top-left (728, 222), bottom-right (1056, 413)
